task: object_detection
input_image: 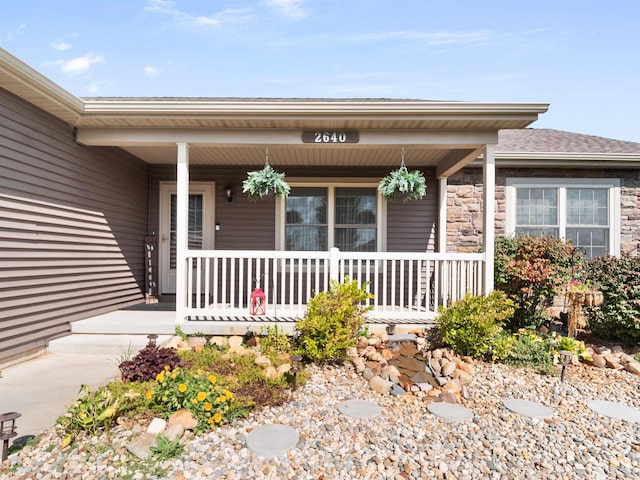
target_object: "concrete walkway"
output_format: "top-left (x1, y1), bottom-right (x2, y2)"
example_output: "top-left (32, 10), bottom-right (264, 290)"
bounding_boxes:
top-left (0, 352), bottom-right (121, 441)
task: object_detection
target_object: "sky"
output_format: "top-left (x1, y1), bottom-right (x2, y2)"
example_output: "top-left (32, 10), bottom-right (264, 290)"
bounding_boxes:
top-left (1, 0), bottom-right (639, 142)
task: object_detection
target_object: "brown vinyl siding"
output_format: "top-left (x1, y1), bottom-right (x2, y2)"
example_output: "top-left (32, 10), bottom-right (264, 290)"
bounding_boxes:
top-left (148, 165), bottom-right (438, 253)
top-left (0, 87), bottom-right (148, 361)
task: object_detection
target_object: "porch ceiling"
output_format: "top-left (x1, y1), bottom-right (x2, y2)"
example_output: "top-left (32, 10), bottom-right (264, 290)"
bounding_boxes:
top-left (120, 144), bottom-right (474, 167)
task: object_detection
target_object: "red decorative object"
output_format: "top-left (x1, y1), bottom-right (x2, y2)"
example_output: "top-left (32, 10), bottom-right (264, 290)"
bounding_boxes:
top-left (250, 288), bottom-right (266, 315)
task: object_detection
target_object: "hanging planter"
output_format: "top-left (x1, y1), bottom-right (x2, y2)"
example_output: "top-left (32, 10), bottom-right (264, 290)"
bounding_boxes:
top-left (378, 147), bottom-right (427, 202)
top-left (242, 147), bottom-right (291, 200)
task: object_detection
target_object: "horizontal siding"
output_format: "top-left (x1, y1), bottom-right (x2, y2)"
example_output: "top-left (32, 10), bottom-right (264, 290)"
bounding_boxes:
top-left (149, 165), bottom-right (438, 253)
top-left (0, 87), bottom-right (149, 361)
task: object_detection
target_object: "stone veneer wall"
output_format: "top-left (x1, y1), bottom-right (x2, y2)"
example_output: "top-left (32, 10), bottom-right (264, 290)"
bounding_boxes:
top-left (446, 167), bottom-right (640, 255)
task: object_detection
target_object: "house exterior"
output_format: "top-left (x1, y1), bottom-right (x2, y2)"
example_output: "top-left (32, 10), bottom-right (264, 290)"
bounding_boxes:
top-left (2, 47), bottom-right (639, 363)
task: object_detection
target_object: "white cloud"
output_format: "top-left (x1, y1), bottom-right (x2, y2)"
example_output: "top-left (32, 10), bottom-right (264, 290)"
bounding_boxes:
top-left (265, 0), bottom-right (307, 19)
top-left (349, 30), bottom-right (490, 46)
top-left (5, 23), bottom-right (26, 42)
top-left (145, 0), bottom-right (250, 27)
top-left (51, 41), bottom-right (72, 51)
top-left (59, 54), bottom-right (105, 76)
top-left (144, 65), bottom-right (162, 76)
top-left (86, 82), bottom-right (100, 93)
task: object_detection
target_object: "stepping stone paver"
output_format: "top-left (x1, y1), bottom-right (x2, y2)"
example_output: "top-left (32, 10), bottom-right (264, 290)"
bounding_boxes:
top-left (246, 424), bottom-right (299, 458)
top-left (338, 399), bottom-right (382, 419)
top-left (427, 402), bottom-right (474, 423)
top-left (587, 400), bottom-right (640, 422)
top-left (503, 398), bottom-right (554, 419)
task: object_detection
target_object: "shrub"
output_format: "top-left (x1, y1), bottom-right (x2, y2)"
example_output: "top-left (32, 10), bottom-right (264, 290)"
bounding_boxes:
top-left (147, 366), bottom-right (248, 433)
top-left (503, 330), bottom-right (555, 375)
top-left (57, 384), bottom-right (121, 447)
top-left (437, 291), bottom-right (516, 360)
top-left (295, 277), bottom-right (373, 364)
top-left (495, 235), bottom-right (573, 330)
top-left (584, 254), bottom-right (640, 343)
top-left (119, 340), bottom-right (182, 383)
top-left (260, 324), bottom-right (292, 357)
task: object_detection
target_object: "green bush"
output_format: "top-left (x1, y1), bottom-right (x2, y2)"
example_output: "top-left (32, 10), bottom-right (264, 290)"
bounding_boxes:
top-left (503, 330), bottom-right (556, 375)
top-left (437, 291), bottom-right (516, 360)
top-left (295, 277), bottom-right (373, 364)
top-left (495, 235), bottom-right (573, 330)
top-left (585, 254), bottom-right (640, 343)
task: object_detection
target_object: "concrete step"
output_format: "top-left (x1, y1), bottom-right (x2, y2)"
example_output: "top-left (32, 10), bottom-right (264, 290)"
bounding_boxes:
top-left (48, 334), bottom-right (173, 355)
top-left (70, 310), bottom-right (176, 335)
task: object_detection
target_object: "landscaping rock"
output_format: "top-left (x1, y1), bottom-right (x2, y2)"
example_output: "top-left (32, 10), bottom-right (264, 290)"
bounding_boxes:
top-left (441, 361), bottom-right (457, 377)
top-left (254, 355), bottom-right (272, 367)
top-left (589, 353), bottom-right (607, 368)
top-left (188, 336), bottom-right (206, 348)
top-left (164, 423), bottom-right (184, 442)
top-left (390, 383), bottom-right (406, 396)
top-left (168, 409), bottom-right (198, 430)
top-left (370, 376), bottom-right (394, 394)
top-left (623, 359), bottom-right (640, 375)
top-left (126, 432), bottom-right (156, 460)
top-left (209, 336), bottom-right (228, 347)
top-left (147, 418), bottom-right (167, 434)
top-left (264, 366), bottom-right (279, 379)
top-left (277, 363), bottom-right (292, 375)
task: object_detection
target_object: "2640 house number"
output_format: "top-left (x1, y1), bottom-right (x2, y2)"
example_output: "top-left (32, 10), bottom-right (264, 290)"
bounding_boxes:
top-left (302, 131), bottom-right (359, 144)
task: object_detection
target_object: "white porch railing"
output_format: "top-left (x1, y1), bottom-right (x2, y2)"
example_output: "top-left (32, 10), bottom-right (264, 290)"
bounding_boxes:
top-left (184, 248), bottom-right (484, 320)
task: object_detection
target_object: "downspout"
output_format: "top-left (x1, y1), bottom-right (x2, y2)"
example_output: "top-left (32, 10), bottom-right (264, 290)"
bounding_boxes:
top-left (483, 144), bottom-right (496, 294)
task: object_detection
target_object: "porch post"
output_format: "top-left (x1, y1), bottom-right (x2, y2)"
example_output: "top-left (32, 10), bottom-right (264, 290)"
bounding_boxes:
top-left (483, 144), bottom-right (496, 294)
top-left (438, 177), bottom-right (448, 253)
top-left (176, 142), bottom-right (190, 323)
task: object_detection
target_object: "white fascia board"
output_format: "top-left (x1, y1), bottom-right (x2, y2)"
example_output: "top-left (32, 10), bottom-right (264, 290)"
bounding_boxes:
top-left (464, 151), bottom-right (640, 168)
top-left (80, 99), bottom-right (550, 116)
top-left (0, 48), bottom-right (84, 120)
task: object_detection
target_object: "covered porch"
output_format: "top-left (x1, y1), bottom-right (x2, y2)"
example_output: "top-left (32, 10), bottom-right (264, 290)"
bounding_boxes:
top-left (75, 99), bottom-right (549, 325)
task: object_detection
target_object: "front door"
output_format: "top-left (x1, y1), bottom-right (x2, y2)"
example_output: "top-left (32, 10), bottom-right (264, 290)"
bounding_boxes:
top-left (159, 182), bottom-right (215, 294)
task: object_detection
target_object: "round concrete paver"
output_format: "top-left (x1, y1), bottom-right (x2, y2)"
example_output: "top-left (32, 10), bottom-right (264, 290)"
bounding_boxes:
top-left (587, 400), bottom-right (640, 422)
top-left (246, 424), bottom-right (299, 458)
top-left (427, 402), bottom-right (474, 423)
top-left (338, 399), bottom-right (382, 419)
top-left (503, 398), bottom-right (554, 419)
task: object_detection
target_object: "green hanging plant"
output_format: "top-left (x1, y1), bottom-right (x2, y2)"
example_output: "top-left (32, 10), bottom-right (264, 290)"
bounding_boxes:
top-left (242, 148), bottom-right (291, 200)
top-left (378, 147), bottom-right (427, 202)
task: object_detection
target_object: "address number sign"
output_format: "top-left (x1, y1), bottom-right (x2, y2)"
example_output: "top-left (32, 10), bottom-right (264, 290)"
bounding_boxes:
top-left (302, 131), bottom-right (359, 144)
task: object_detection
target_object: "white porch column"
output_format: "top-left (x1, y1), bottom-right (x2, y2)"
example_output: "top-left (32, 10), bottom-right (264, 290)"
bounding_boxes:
top-left (176, 142), bottom-right (190, 323)
top-left (483, 144), bottom-right (496, 294)
top-left (438, 177), bottom-right (448, 253)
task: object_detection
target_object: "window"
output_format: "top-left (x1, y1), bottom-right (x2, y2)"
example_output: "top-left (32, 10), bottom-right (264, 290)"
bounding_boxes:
top-left (282, 185), bottom-right (381, 251)
top-left (506, 178), bottom-right (620, 257)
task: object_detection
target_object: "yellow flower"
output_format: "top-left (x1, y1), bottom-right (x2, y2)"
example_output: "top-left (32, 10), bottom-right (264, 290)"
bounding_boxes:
top-left (213, 413), bottom-right (222, 423)
top-left (215, 395), bottom-right (226, 404)
top-left (191, 399), bottom-right (198, 405)
top-left (156, 371), bottom-right (165, 382)
top-left (164, 365), bottom-right (170, 371)
top-left (204, 402), bottom-right (212, 411)
top-left (171, 372), bottom-right (178, 380)
top-left (208, 374), bottom-right (217, 384)
top-left (178, 383), bottom-right (187, 393)
top-left (207, 417), bottom-right (214, 425)
top-left (224, 390), bottom-right (234, 400)
top-left (196, 391), bottom-right (207, 402)
top-left (145, 390), bottom-right (154, 400)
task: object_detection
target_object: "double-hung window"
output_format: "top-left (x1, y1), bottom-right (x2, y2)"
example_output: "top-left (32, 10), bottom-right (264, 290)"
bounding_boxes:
top-left (281, 185), bottom-right (381, 252)
top-left (505, 178), bottom-right (620, 257)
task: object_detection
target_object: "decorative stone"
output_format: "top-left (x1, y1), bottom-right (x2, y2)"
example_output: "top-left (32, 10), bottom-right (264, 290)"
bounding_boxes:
top-left (126, 432), bottom-right (156, 460)
top-left (187, 336), bottom-right (206, 348)
top-left (624, 360), bottom-right (640, 375)
top-left (209, 336), bottom-right (228, 347)
top-left (441, 361), bottom-right (457, 376)
top-left (169, 409), bottom-right (198, 430)
top-left (390, 383), bottom-right (406, 396)
top-left (456, 371), bottom-right (473, 386)
top-left (381, 349), bottom-right (394, 361)
top-left (362, 368), bottom-right (374, 381)
top-left (246, 424), bottom-right (299, 458)
top-left (346, 347), bottom-right (359, 358)
top-left (604, 355), bottom-right (624, 370)
top-left (416, 383), bottom-right (433, 392)
top-left (147, 418), bottom-right (167, 434)
top-left (588, 354), bottom-right (607, 368)
top-left (228, 335), bottom-right (243, 349)
top-left (431, 349), bottom-right (443, 360)
top-left (365, 361), bottom-right (382, 377)
top-left (352, 357), bottom-right (366, 373)
top-left (264, 366), bottom-right (279, 379)
top-left (277, 363), bottom-right (291, 375)
top-left (164, 423), bottom-right (184, 442)
top-left (338, 399), bottom-right (382, 419)
top-left (438, 392), bottom-right (459, 404)
top-left (503, 399), bottom-right (554, 419)
top-left (428, 358), bottom-right (442, 375)
top-left (370, 376), bottom-right (394, 394)
top-left (254, 355), bottom-right (272, 367)
top-left (442, 379), bottom-right (462, 394)
top-left (457, 361), bottom-right (474, 375)
top-left (427, 402), bottom-right (474, 422)
top-left (587, 400), bottom-right (640, 422)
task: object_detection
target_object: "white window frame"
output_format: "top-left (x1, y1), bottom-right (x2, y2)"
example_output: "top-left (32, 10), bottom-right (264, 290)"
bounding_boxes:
top-left (505, 177), bottom-right (620, 256)
top-left (275, 180), bottom-right (387, 251)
